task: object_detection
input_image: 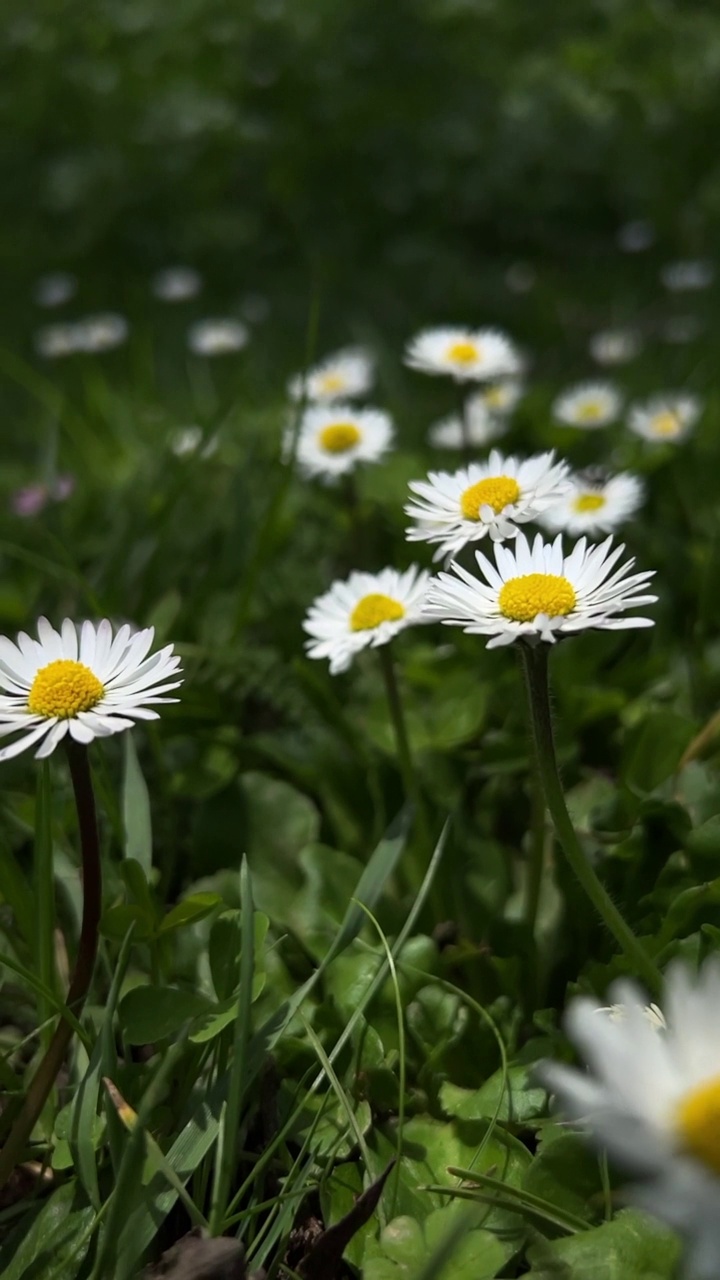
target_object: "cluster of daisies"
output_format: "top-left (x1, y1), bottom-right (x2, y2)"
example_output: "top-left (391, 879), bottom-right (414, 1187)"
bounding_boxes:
top-left (296, 327), bottom-right (659, 673)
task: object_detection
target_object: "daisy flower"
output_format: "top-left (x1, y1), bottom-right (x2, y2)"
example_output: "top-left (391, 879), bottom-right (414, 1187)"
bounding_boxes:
top-left (589, 329), bottom-right (642, 366)
top-left (475, 378), bottom-right (525, 415)
top-left (428, 398), bottom-right (508, 451)
top-left (553, 382), bottom-right (623, 429)
top-left (539, 470), bottom-right (644, 536)
top-left (0, 619), bottom-right (183, 760)
top-left (537, 960), bottom-right (720, 1280)
top-left (34, 272), bottom-right (77, 308)
top-left (188, 318), bottom-right (248, 356)
top-left (304, 567), bottom-right (430, 674)
top-left (404, 327), bottom-right (523, 382)
top-left (152, 266), bottom-right (202, 302)
top-left (617, 219), bottom-right (655, 253)
top-left (423, 531), bottom-right (656, 648)
top-left (288, 348), bottom-right (374, 403)
top-left (74, 313), bottom-right (129, 353)
top-left (291, 403), bottom-right (393, 481)
top-left (661, 260), bottom-right (714, 292)
top-left (35, 323), bottom-right (83, 359)
top-left (628, 394), bottom-right (701, 444)
top-left (405, 450), bottom-right (570, 561)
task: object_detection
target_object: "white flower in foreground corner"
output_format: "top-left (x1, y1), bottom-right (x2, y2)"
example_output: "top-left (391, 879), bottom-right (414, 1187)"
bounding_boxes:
top-left (428, 397), bottom-right (509, 450)
top-left (288, 348), bottom-right (374, 403)
top-left (539, 470), bottom-right (644, 536)
top-left (404, 327), bottom-right (523, 382)
top-left (0, 619), bottom-right (183, 760)
top-left (553, 382), bottom-right (623, 429)
top-left (537, 961), bottom-right (720, 1280)
top-left (423, 531), bottom-right (656, 648)
top-left (628, 394), bottom-right (701, 444)
top-left (291, 403), bottom-right (393, 481)
top-left (304, 567), bottom-right (431, 674)
top-left (589, 329), bottom-right (642, 367)
top-left (188, 318), bottom-right (248, 356)
top-left (406, 450), bottom-right (570, 561)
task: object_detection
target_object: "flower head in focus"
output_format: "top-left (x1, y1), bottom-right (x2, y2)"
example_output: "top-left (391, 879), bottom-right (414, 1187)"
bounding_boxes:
top-left (537, 960), bottom-right (720, 1280)
top-left (0, 619), bottom-right (183, 760)
top-left (404, 327), bottom-right (523, 382)
top-left (538, 470), bottom-right (644, 536)
top-left (423, 531), bottom-right (656, 648)
top-left (589, 330), bottom-right (642, 367)
top-left (288, 348), bottom-right (374, 403)
top-left (290, 403), bottom-right (393, 481)
top-left (553, 382), bottom-right (623, 429)
top-left (405, 450), bottom-right (570, 561)
top-left (188, 318), bottom-right (248, 356)
top-left (628, 394), bottom-right (701, 444)
top-left (303, 567), bottom-right (430, 674)
top-left (152, 266), bottom-right (202, 302)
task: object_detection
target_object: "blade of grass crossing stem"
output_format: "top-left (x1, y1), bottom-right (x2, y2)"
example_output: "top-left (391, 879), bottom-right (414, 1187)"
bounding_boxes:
top-left (68, 926), bottom-right (135, 1208)
top-left (122, 734), bottom-right (152, 875)
top-left (209, 856), bottom-right (255, 1234)
top-left (0, 954), bottom-right (87, 1041)
top-left (35, 761), bottom-right (55, 1058)
top-left (113, 809), bottom-right (433, 1273)
top-left (300, 1016), bottom-right (376, 1208)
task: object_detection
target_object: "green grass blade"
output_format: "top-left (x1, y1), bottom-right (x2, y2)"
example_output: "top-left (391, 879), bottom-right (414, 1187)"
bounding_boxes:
top-left (122, 734), bottom-right (152, 875)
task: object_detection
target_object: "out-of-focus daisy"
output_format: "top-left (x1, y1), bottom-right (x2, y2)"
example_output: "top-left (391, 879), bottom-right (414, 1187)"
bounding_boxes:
top-left (505, 262), bottom-right (537, 293)
top-left (662, 316), bottom-right (702, 345)
top-left (539, 470), bottom-right (644, 536)
top-left (404, 327), bottom-right (523, 382)
top-left (35, 323), bottom-right (83, 359)
top-left (169, 426), bottom-right (218, 459)
top-left (239, 293), bottom-right (270, 324)
top-left (553, 382), bottom-right (623, 429)
top-left (428, 397), bottom-right (508, 451)
top-left (589, 329), bottom-right (642, 366)
top-left (0, 619), bottom-right (183, 761)
top-left (628, 394), bottom-right (701, 444)
top-left (475, 379), bottom-right (524, 415)
top-left (288, 348), bottom-right (374, 403)
top-left (188, 318), bottom-right (248, 356)
top-left (423, 531), bottom-right (656, 649)
top-left (291, 403), bottom-right (393, 481)
top-left (596, 1003), bottom-right (667, 1031)
top-left (537, 960), bottom-right (720, 1280)
top-left (304, 567), bottom-right (430, 674)
top-left (75, 313), bottom-right (129, 353)
top-left (661, 260), bottom-right (714, 292)
top-left (34, 272), bottom-right (77, 308)
top-left (406, 450), bottom-right (569, 561)
top-left (617, 219), bottom-right (655, 253)
top-left (152, 266), bottom-right (202, 302)
top-left (10, 476), bottom-right (74, 518)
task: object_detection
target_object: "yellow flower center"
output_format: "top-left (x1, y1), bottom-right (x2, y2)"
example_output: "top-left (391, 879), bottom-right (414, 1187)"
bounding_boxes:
top-left (572, 492), bottom-right (606, 513)
top-left (675, 1076), bottom-right (720, 1175)
top-left (350, 593), bottom-right (406, 632)
top-left (576, 400), bottom-right (605, 422)
top-left (318, 422), bottom-right (361, 453)
top-left (318, 372), bottom-right (345, 394)
top-left (460, 476), bottom-right (521, 520)
top-left (447, 340), bottom-right (480, 366)
top-left (650, 410), bottom-right (681, 437)
top-left (27, 659), bottom-right (104, 720)
top-left (499, 573), bottom-right (577, 622)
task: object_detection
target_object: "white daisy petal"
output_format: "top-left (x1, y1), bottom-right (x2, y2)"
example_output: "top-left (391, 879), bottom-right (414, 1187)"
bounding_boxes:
top-left (552, 381), bottom-right (623, 429)
top-left (287, 403), bottom-right (393, 482)
top-left (304, 566), bottom-right (432, 674)
top-left (288, 348), bottom-right (374, 403)
top-left (628, 393), bottom-right (701, 444)
top-left (538, 471), bottom-right (644, 536)
top-left (404, 326), bottom-right (523, 382)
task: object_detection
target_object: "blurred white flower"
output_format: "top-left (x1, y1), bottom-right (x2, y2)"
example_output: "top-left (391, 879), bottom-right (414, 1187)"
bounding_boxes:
top-left (553, 382), bottom-right (623, 429)
top-left (539, 470), bottom-right (644, 536)
top-left (505, 262), bottom-right (537, 293)
top-left (290, 403), bottom-right (393, 481)
top-left (288, 348), bottom-right (374, 403)
top-left (169, 426), bottom-right (218, 459)
top-left (661, 260), bottom-right (714, 292)
top-left (428, 398), bottom-right (509, 451)
top-left (188, 318), bottom-right (248, 356)
top-left (617, 220), bottom-right (655, 253)
top-left (628, 394), bottom-right (701, 444)
top-left (74, 313), bottom-right (129, 353)
top-left (406, 450), bottom-right (570, 561)
top-left (589, 329), bottom-right (642, 366)
top-left (537, 961), bottom-right (720, 1280)
top-left (404, 327), bottom-right (523, 382)
top-left (152, 266), bottom-right (202, 302)
top-left (34, 272), bottom-right (77, 308)
top-left (423, 532), bottom-right (656, 649)
top-left (35, 323), bottom-right (83, 359)
top-left (304, 566), bottom-right (431, 674)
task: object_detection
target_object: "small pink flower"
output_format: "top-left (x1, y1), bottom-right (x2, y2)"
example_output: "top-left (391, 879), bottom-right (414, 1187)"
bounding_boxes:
top-left (11, 486), bottom-right (49, 517)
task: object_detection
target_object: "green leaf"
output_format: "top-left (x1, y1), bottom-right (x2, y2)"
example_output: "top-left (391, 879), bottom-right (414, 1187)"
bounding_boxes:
top-left (363, 1207), bottom-right (512, 1280)
top-left (526, 1208), bottom-right (681, 1278)
top-left (522, 1132), bottom-right (607, 1227)
top-left (0, 1181), bottom-right (95, 1280)
top-left (100, 903), bottom-right (155, 942)
top-left (622, 711), bottom-right (694, 794)
top-left (208, 910), bottom-right (269, 1002)
top-left (122, 734), bottom-right (153, 874)
top-left (159, 892), bottom-right (222, 934)
top-left (440, 1066), bottom-right (547, 1126)
top-left (119, 985), bottom-right (213, 1044)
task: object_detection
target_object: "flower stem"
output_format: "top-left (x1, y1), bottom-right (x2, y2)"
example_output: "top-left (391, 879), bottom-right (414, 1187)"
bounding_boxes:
top-left (0, 740), bottom-right (102, 1188)
top-left (379, 645), bottom-right (418, 811)
top-left (524, 772), bottom-right (547, 939)
top-left (519, 644), bottom-right (661, 997)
